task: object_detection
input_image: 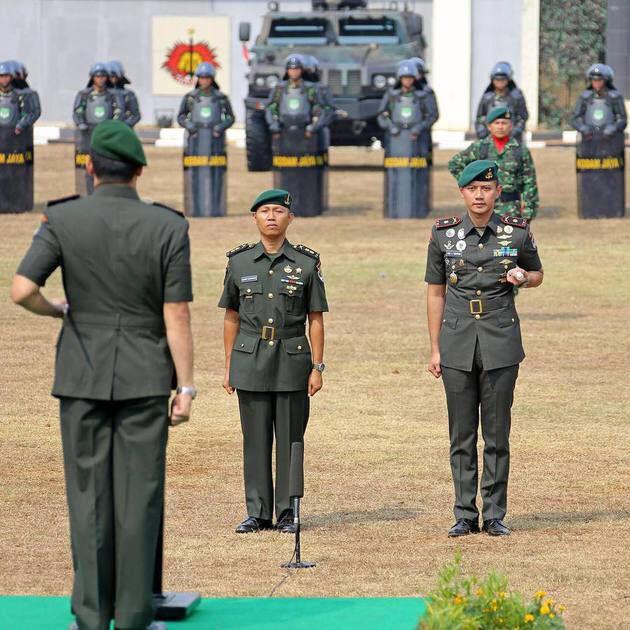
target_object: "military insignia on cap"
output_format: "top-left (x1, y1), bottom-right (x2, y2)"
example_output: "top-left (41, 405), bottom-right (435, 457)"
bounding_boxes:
top-left (285, 193), bottom-right (292, 206)
top-left (484, 168), bottom-right (494, 180)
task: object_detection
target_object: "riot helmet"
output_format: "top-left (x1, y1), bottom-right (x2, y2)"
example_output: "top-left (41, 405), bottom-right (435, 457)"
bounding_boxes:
top-left (407, 57), bottom-right (427, 76)
top-left (87, 62), bottom-right (111, 88)
top-left (285, 54), bottom-right (305, 70)
top-left (586, 63), bottom-right (615, 88)
top-left (106, 61), bottom-right (130, 87)
top-left (195, 62), bottom-right (216, 78)
top-left (490, 61), bottom-right (513, 80)
top-left (303, 55), bottom-right (321, 82)
top-left (397, 61), bottom-right (417, 80)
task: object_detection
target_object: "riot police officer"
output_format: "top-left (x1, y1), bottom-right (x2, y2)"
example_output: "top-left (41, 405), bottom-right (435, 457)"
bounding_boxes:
top-left (475, 62), bottom-right (528, 142)
top-left (107, 60), bottom-right (141, 127)
top-left (406, 56), bottom-right (439, 157)
top-left (377, 60), bottom-right (432, 217)
top-left (0, 60), bottom-right (33, 213)
top-left (177, 61), bottom-right (234, 217)
top-left (73, 63), bottom-right (122, 195)
top-left (265, 55), bottom-right (332, 217)
top-left (570, 64), bottom-right (627, 218)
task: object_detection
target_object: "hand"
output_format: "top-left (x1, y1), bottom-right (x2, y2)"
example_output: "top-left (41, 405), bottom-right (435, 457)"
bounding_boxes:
top-left (506, 267), bottom-right (527, 286)
top-left (390, 125), bottom-right (400, 136)
top-left (14, 127), bottom-right (22, 135)
top-left (304, 130), bottom-right (313, 138)
top-left (308, 370), bottom-right (323, 396)
top-left (213, 130), bottom-right (222, 138)
top-left (410, 133), bottom-right (418, 141)
top-left (428, 351), bottom-right (442, 379)
top-left (603, 124), bottom-right (617, 137)
top-left (169, 393), bottom-right (192, 426)
top-left (269, 124), bottom-right (281, 134)
top-left (50, 298), bottom-right (69, 318)
top-left (223, 369), bottom-right (235, 395)
top-left (78, 123), bottom-right (88, 131)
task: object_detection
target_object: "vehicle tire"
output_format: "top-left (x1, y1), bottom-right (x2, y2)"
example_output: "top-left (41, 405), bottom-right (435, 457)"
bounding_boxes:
top-left (245, 108), bottom-right (272, 171)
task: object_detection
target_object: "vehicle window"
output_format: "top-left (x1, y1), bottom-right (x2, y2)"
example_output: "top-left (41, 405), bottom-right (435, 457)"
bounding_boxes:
top-left (338, 16), bottom-right (399, 45)
top-left (267, 18), bottom-right (331, 45)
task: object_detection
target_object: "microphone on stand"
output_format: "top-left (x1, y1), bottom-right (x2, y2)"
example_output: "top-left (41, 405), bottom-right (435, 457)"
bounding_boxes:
top-left (282, 441), bottom-right (315, 569)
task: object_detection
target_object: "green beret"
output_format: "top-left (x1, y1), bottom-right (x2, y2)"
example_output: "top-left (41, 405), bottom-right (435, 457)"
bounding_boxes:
top-left (90, 120), bottom-right (147, 167)
top-left (458, 160), bottom-right (498, 187)
top-left (486, 105), bottom-right (511, 124)
top-left (250, 188), bottom-right (292, 212)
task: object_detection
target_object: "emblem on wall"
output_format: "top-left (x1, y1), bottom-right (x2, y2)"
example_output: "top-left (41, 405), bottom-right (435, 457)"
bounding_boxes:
top-left (162, 29), bottom-right (221, 86)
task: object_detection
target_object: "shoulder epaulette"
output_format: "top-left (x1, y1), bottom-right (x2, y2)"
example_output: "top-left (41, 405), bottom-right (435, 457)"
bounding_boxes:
top-left (435, 216), bottom-right (463, 229)
top-left (293, 244), bottom-right (320, 259)
top-left (152, 201), bottom-right (185, 217)
top-left (501, 216), bottom-right (528, 228)
top-left (47, 194), bottom-right (80, 208)
top-left (226, 243), bottom-right (256, 258)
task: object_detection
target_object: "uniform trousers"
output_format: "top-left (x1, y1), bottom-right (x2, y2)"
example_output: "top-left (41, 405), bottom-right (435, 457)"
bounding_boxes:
top-left (441, 342), bottom-right (519, 521)
top-left (237, 390), bottom-right (309, 521)
top-left (60, 396), bottom-right (169, 630)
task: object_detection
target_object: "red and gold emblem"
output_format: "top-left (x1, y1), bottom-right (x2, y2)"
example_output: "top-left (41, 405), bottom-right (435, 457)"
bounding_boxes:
top-left (162, 29), bottom-right (221, 86)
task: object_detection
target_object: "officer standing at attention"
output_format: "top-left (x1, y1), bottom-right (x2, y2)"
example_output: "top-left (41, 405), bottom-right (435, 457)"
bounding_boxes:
top-left (425, 160), bottom-right (543, 538)
top-left (73, 63), bottom-right (122, 129)
top-left (11, 120), bottom-right (194, 630)
top-left (475, 62), bottom-right (528, 142)
top-left (107, 60), bottom-right (141, 127)
top-left (448, 106), bottom-right (539, 220)
top-left (177, 62), bottom-right (235, 138)
top-left (219, 189), bottom-right (328, 534)
top-left (570, 64), bottom-right (627, 139)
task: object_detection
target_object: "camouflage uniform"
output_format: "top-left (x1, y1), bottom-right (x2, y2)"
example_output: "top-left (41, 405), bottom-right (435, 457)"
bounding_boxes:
top-left (265, 80), bottom-right (332, 132)
top-left (448, 137), bottom-right (539, 220)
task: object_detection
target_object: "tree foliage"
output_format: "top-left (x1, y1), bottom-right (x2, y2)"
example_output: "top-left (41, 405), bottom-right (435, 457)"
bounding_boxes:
top-left (539, 0), bottom-right (607, 128)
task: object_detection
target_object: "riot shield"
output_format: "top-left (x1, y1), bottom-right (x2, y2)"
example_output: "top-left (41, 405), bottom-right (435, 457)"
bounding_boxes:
top-left (0, 126), bottom-right (33, 213)
top-left (576, 132), bottom-right (625, 219)
top-left (75, 127), bottom-right (95, 196)
top-left (183, 129), bottom-right (227, 217)
top-left (383, 128), bottom-right (430, 218)
top-left (272, 128), bottom-right (326, 217)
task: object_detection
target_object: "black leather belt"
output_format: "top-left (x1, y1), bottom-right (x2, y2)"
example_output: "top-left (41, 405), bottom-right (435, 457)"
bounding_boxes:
top-left (70, 312), bottom-right (165, 331)
top-left (446, 295), bottom-right (514, 316)
top-left (500, 191), bottom-right (521, 202)
top-left (239, 324), bottom-right (305, 341)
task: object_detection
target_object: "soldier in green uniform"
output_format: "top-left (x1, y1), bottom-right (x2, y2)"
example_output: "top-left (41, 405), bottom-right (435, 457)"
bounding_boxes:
top-left (219, 189), bottom-right (328, 534)
top-left (11, 120), bottom-right (194, 630)
top-left (425, 160), bottom-right (543, 538)
top-left (448, 106), bottom-right (539, 221)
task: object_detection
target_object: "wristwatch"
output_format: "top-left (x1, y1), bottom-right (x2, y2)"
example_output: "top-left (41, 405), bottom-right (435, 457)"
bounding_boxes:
top-left (312, 363), bottom-right (325, 373)
top-left (176, 385), bottom-right (197, 399)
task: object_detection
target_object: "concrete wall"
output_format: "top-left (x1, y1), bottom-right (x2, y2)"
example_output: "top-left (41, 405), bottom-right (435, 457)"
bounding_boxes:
top-left (0, 0), bottom-right (433, 125)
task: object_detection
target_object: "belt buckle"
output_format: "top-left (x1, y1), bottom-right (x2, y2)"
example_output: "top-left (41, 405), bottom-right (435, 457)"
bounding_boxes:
top-left (469, 299), bottom-right (484, 315)
top-left (261, 325), bottom-right (275, 341)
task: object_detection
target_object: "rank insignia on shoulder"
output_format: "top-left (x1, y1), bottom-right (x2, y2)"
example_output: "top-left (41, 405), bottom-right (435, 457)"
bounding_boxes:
top-left (152, 201), bottom-right (184, 217)
top-left (294, 244), bottom-right (320, 259)
top-left (500, 216), bottom-right (528, 228)
top-left (46, 194), bottom-right (80, 208)
top-left (435, 216), bottom-right (463, 229)
top-left (226, 243), bottom-right (256, 258)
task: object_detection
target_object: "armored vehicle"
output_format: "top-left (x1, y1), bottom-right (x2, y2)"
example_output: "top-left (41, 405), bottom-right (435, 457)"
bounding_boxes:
top-left (240, 0), bottom-right (426, 170)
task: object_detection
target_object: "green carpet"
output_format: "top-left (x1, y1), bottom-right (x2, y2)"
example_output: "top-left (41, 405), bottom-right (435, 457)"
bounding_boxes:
top-left (0, 596), bottom-right (426, 629)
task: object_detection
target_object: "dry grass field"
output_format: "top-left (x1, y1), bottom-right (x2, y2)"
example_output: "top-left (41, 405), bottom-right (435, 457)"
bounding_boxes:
top-left (1, 143), bottom-right (629, 628)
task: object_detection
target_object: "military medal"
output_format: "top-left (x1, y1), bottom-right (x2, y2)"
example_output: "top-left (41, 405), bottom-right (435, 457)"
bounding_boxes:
top-left (456, 240), bottom-right (466, 251)
top-left (504, 225), bottom-right (514, 234)
top-left (446, 228), bottom-right (455, 238)
top-left (284, 265), bottom-right (293, 273)
top-left (457, 228), bottom-right (465, 239)
top-left (498, 240), bottom-right (511, 247)
top-left (497, 225), bottom-right (503, 234)
top-left (449, 272), bottom-right (458, 284)
top-left (444, 241), bottom-right (454, 250)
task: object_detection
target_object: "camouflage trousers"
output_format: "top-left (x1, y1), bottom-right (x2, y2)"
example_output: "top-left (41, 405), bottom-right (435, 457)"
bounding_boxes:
top-left (494, 200), bottom-right (534, 221)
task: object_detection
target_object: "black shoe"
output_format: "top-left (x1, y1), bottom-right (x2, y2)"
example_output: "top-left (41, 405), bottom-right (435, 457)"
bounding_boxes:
top-left (275, 509), bottom-right (297, 534)
top-left (482, 519), bottom-right (511, 536)
top-left (235, 516), bottom-right (273, 533)
top-left (448, 518), bottom-right (480, 537)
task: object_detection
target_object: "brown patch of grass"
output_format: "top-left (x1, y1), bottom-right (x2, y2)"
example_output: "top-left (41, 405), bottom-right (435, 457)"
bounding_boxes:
top-left (1, 145), bottom-right (629, 628)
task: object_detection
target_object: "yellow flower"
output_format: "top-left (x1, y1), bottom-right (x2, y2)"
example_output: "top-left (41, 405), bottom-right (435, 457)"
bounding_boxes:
top-left (524, 614), bottom-right (535, 623)
top-left (491, 600), bottom-right (498, 611)
top-left (559, 604), bottom-right (566, 612)
top-left (540, 604), bottom-right (550, 616)
top-left (476, 588), bottom-right (484, 596)
top-left (498, 591), bottom-right (507, 599)
top-left (550, 613), bottom-right (555, 619)
top-left (535, 590), bottom-right (547, 599)
top-left (453, 595), bottom-right (464, 605)
top-left (544, 598), bottom-right (555, 607)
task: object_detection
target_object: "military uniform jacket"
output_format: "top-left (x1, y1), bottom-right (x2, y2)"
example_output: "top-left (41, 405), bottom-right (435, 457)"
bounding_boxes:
top-left (570, 88), bottom-right (628, 134)
top-left (72, 88), bottom-right (123, 126)
top-left (176, 87), bottom-right (235, 133)
top-left (219, 240), bottom-right (328, 392)
top-left (16, 185), bottom-right (193, 400)
top-left (475, 86), bottom-right (529, 138)
top-left (447, 137), bottom-right (539, 220)
top-left (425, 213), bottom-right (542, 372)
